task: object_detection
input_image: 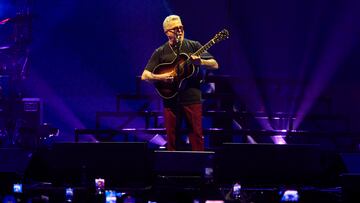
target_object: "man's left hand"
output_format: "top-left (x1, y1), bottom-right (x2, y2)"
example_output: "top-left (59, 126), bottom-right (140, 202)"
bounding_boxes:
top-left (190, 55), bottom-right (202, 66)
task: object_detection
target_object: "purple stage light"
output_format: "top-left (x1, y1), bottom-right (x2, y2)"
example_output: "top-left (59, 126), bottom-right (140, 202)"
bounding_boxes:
top-left (294, 5), bottom-right (360, 129)
top-left (271, 135), bottom-right (287, 145)
top-left (246, 135), bottom-right (257, 144)
top-left (149, 133), bottom-right (167, 146)
top-left (131, 130), bottom-right (167, 147)
top-left (25, 73), bottom-right (89, 140)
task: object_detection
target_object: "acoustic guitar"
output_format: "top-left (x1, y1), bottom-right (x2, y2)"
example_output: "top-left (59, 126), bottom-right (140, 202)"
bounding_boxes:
top-left (152, 29), bottom-right (229, 99)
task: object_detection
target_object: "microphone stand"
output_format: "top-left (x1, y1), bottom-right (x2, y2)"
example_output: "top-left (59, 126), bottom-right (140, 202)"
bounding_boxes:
top-left (174, 33), bottom-right (184, 150)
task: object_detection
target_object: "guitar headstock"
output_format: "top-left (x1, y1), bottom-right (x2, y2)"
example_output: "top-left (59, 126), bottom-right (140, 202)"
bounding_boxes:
top-left (213, 29), bottom-right (229, 43)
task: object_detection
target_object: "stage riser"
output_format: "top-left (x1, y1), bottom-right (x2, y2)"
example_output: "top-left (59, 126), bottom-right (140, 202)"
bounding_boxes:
top-left (23, 143), bottom-right (342, 187)
top-left (0, 143), bottom-right (348, 202)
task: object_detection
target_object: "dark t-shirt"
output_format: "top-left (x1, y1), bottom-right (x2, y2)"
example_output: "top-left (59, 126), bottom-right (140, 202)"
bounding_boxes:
top-left (145, 38), bottom-right (214, 108)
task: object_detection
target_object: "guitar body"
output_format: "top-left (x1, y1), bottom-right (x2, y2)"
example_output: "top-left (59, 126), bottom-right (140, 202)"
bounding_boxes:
top-left (153, 53), bottom-right (197, 99)
top-left (150, 29), bottom-right (229, 99)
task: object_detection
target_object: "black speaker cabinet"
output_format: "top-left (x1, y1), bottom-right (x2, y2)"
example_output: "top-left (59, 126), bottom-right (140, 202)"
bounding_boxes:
top-left (19, 98), bottom-right (43, 128)
top-left (153, 150), bottom-right (215, 177)
top-left (216, 143), bottom-right (325, 187)
top-left (25, 142), bottom-right (151, 188)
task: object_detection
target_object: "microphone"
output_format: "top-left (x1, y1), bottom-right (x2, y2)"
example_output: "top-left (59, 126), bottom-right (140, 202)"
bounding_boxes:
top-left (175, 30), bottom-right (181, 43)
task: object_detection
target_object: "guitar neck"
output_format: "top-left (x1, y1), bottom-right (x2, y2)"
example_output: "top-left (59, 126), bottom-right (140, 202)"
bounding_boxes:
top-left (193, 39), bottom-right (216, 57)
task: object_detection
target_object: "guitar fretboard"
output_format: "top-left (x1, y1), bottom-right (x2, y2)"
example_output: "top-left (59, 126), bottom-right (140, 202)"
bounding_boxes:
top-left (193, 39), bottom-right (216, 57)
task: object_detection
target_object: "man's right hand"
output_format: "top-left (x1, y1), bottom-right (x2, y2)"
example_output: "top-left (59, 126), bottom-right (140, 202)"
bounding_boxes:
top-left (164, 74), bottom-right (174, 82)
top-left (141, 69), bottom-right (175, 82)
top-left (159, 71), bottom-right (175, 82)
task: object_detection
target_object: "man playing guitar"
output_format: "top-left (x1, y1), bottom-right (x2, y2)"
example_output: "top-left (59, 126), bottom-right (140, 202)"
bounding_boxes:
top-left (141, 15), bottom-right (219, 151)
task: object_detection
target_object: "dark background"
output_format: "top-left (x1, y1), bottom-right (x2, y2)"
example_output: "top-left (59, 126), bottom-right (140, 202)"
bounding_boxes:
top-left (1, 0), bottom-right (360, 141)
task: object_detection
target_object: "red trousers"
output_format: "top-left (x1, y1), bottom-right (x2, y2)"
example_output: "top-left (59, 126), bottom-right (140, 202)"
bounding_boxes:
top-left (163, 103), bottom-right (204, 151)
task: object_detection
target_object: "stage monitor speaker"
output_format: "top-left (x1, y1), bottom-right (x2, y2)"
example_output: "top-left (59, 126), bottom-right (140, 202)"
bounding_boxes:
top-left (216, 143), bottom-right (325, 187)
top-left (25, 142), bottom-right (150, 188)
top-left (153, 150), bottom-right (215, 177)
top-left (152, 150), bottom-right (216, 198)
